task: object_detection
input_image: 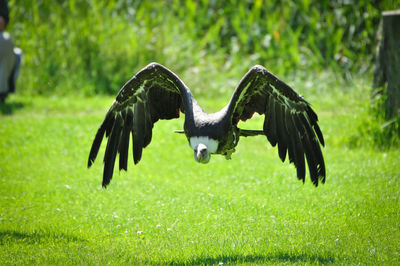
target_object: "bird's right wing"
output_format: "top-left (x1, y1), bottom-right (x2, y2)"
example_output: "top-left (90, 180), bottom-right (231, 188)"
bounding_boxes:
top-left (88, 63), bottom-right (191, 187)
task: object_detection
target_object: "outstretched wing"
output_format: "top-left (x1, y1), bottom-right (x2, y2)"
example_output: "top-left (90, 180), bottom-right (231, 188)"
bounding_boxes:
top-left (88, 63), bottom-right (191, 187)
top-left (228, 65), bottom-right (325, 186)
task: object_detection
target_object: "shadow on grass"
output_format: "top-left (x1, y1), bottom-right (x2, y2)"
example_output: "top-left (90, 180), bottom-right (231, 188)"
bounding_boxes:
top-left (160, 252), bottom-right (335, 265)
top-left (0, 101), bottom-right (25, 115)
top-left (0, 229), bottom-right (85, 244)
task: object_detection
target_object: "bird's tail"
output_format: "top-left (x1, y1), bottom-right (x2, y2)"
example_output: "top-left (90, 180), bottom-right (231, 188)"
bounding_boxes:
top-left (239, 129), bottom-right (265, 137)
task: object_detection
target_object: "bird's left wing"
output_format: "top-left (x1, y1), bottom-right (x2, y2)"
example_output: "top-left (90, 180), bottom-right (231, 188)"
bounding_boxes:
top-left (88, 63), bottom-right (190, 187)
top-left (228, 65), bottom-right (325, 186)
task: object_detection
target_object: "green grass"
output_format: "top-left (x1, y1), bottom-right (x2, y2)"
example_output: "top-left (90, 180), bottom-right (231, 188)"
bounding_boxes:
top-left (1, 78), bottom-right (399, 265)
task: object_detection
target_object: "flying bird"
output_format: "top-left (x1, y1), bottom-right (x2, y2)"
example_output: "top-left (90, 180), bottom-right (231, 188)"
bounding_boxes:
top-left (88, 62), bottom-right (325, 187)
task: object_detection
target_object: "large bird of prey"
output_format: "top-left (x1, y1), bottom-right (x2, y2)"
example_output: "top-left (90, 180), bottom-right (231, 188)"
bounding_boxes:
top-left (88, 63), bottom-right (325, 187)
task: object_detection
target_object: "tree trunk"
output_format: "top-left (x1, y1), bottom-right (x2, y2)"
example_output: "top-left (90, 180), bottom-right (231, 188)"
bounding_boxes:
top-left (373, 10), bottom-right (400, 129)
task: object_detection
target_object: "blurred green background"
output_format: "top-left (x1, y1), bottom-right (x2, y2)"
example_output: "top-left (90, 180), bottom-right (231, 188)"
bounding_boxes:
top-left (8, 0), bottom-right (400, 96)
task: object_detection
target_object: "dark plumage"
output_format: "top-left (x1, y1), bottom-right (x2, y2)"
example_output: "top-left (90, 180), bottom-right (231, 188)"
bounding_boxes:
top-left (88, 62), bottom-right (325, 187)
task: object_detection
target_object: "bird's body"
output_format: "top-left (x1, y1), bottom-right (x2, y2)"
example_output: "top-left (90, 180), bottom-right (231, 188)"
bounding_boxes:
top-left (185, 104), bottom-right (239, 160)
top-left (88, 62), bottom-right (326, 187)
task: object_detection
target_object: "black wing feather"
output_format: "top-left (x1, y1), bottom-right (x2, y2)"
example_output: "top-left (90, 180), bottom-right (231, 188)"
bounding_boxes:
top-left (88, 63), bottom-right (192, 187)
top-left (88, 111), bottom-right (114, 167)
top-left (143, 101), bottom-right (154, 148)
top-left (228, 65), bottom-right (325, 186)
top-left (263, 95), bottom-right (277, 146)
top-left (293, 114), bottom-right (318, 184)
top-left (118, 110), bottom-right (132, 171)
top-left (299, 113), bottom-right (326, 181)
top-left (276, 104), bottom-right (288, 162)
top-left (132, 101), bottom-right (145, 164)
top-left (305, 106), bottom-right (325, 146)
top-left (103, 114), bottom-right (123, 187)
top-left (287, 111), bottom-right (306, 181)
top-left (105, 112), bottom-right (115, 138)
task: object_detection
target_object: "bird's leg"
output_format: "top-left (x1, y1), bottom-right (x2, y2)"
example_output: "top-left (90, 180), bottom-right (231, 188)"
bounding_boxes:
top-left (224, 149), bottom-right (235, 160)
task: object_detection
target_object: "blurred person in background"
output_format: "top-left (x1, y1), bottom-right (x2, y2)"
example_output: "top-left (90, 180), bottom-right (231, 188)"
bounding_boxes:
top-left (0, 0), bottom-right (21, 103)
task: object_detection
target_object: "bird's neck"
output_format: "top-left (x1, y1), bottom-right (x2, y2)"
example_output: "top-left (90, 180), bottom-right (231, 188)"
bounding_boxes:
top-left (189, 136), bottom-right (219, 153)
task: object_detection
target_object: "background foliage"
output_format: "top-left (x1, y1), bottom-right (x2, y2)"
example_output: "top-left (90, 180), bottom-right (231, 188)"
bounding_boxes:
top-left (8, 0), bottom-right (400, 96)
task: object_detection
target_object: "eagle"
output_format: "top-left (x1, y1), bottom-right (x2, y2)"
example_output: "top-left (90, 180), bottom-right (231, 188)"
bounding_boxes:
top-left (88, 62), bottom-right (325, 187)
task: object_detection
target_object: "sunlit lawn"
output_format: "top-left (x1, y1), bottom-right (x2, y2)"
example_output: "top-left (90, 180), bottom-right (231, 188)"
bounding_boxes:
top-left (0, 90), bottom-right (399, 265)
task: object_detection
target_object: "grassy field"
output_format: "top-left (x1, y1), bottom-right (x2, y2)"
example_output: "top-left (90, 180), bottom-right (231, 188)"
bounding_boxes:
top-left (0, 77), bottom-right (399, 264)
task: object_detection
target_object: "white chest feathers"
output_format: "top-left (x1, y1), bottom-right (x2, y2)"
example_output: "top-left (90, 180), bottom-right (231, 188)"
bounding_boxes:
top-left (189, 136), bottom-right (219, 153)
